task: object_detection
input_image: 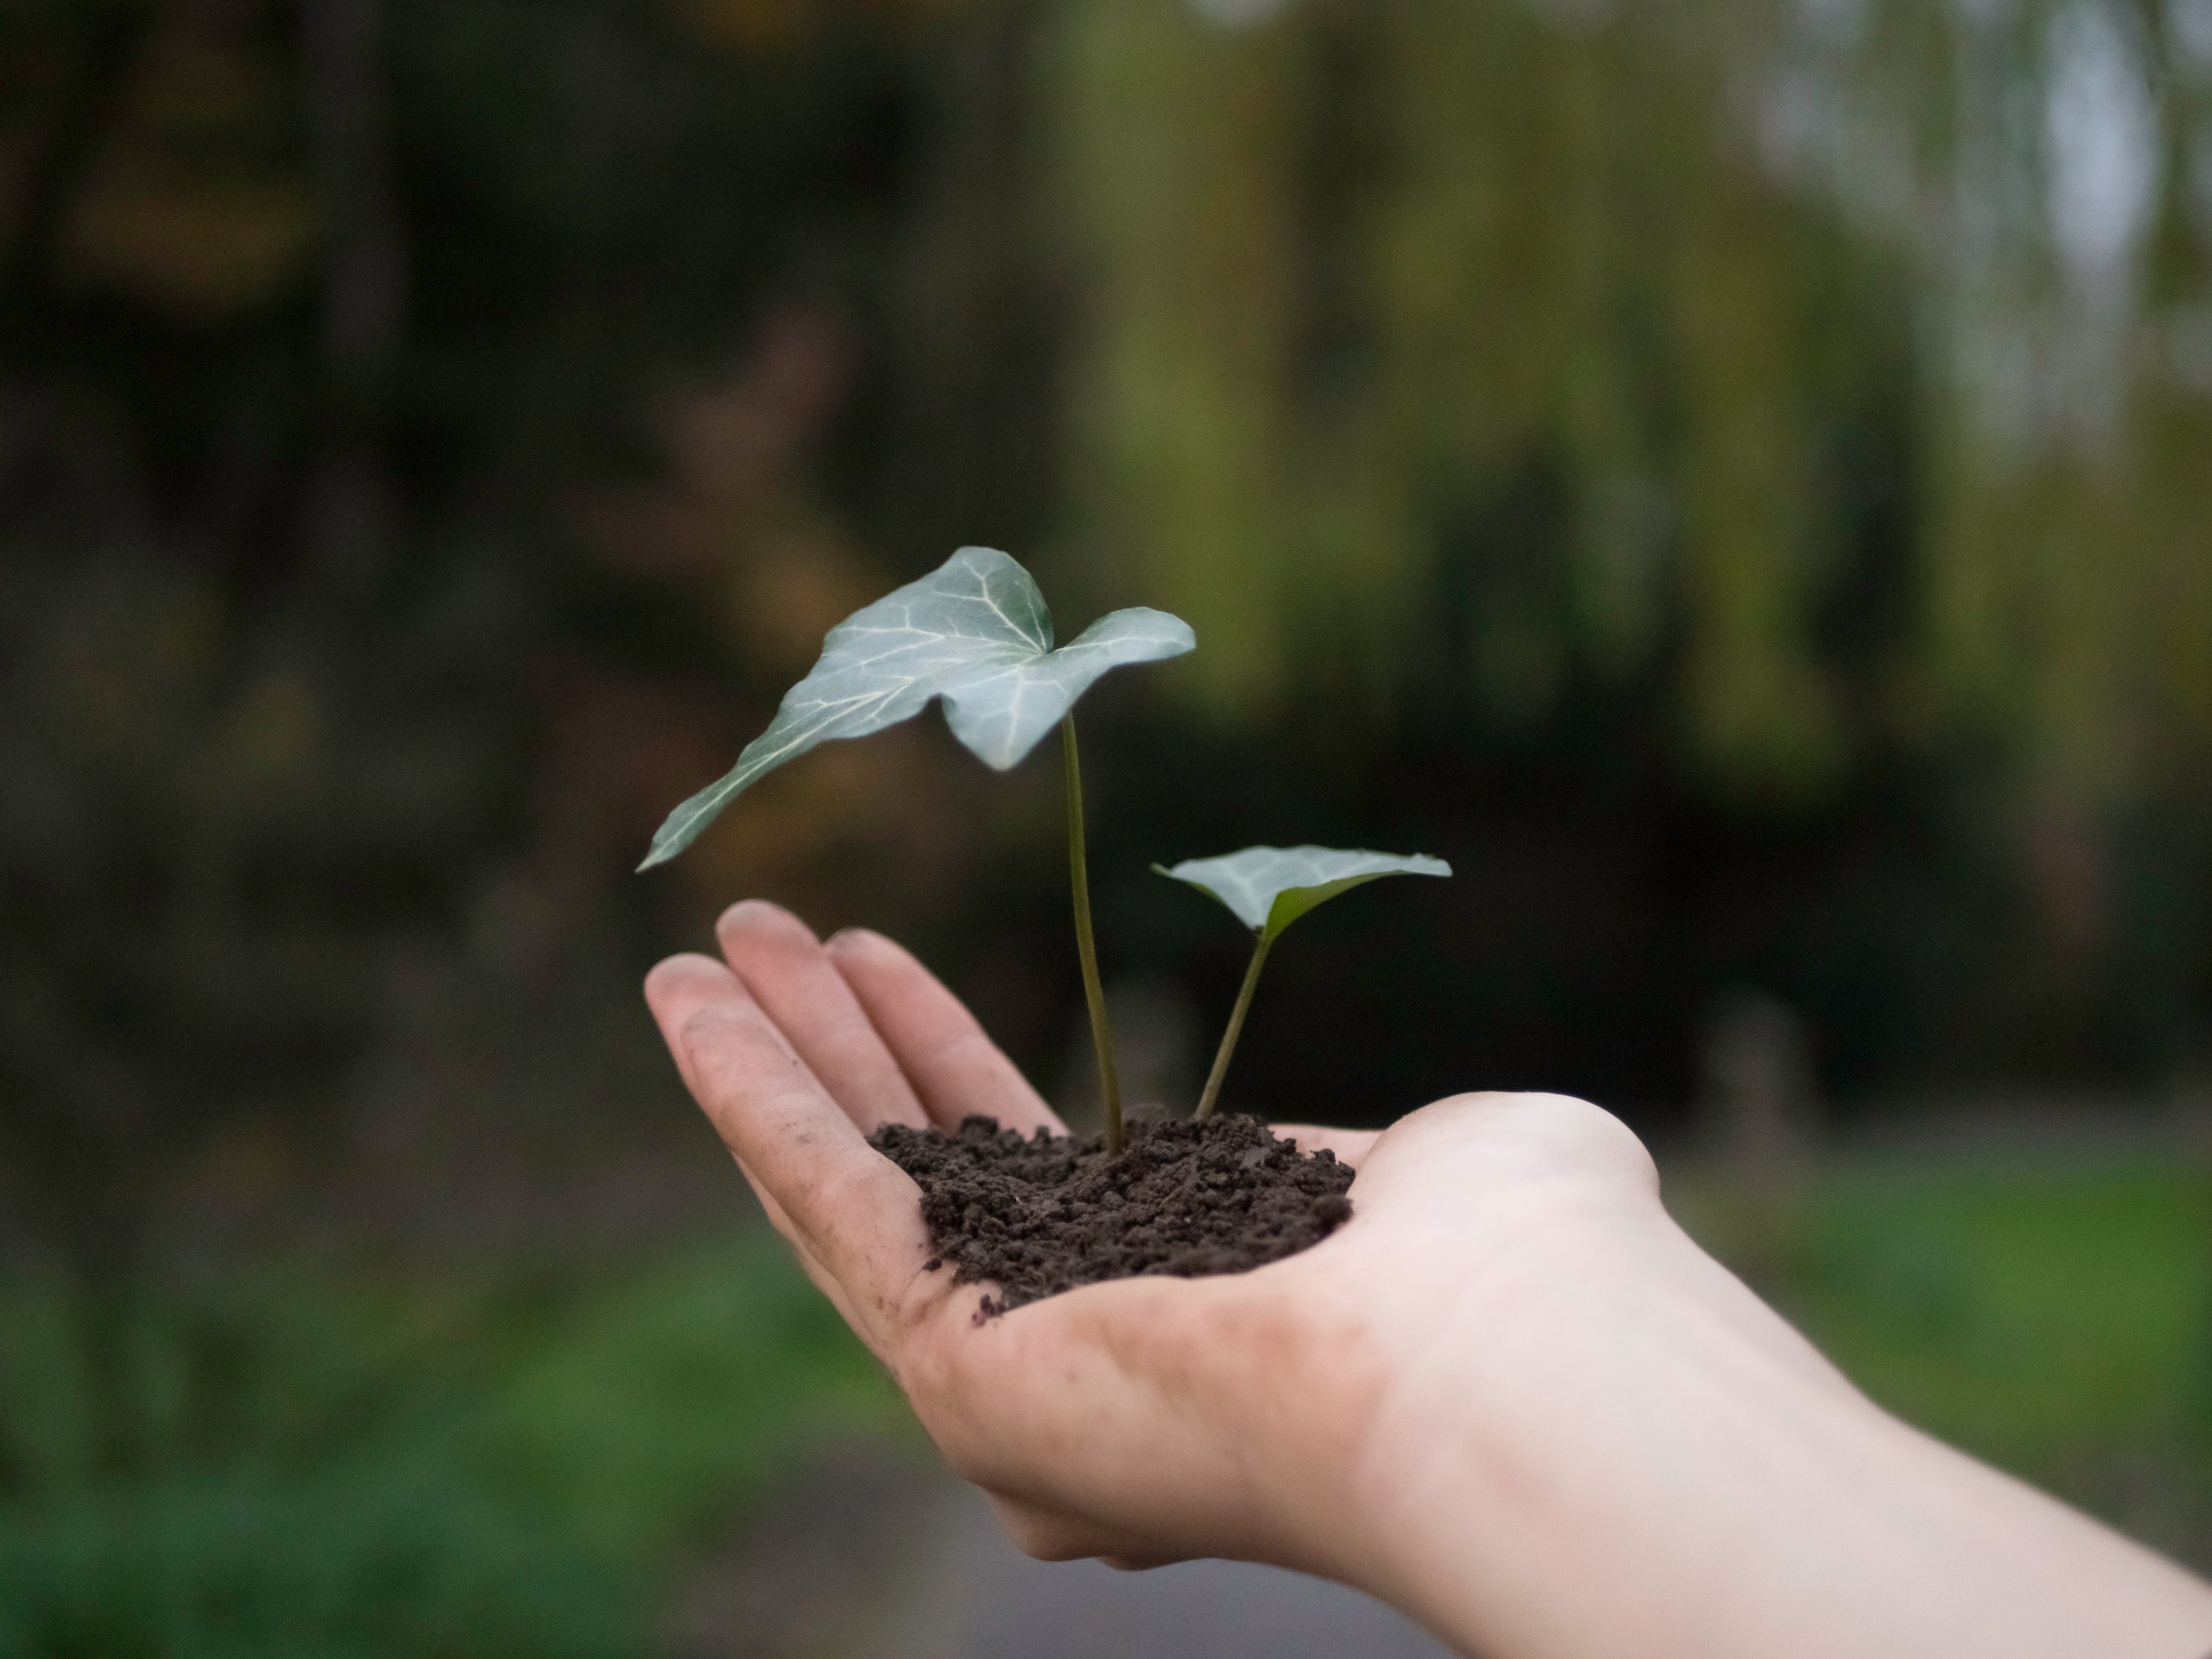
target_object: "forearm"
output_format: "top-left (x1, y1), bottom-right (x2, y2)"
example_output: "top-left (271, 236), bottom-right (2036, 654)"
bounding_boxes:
top-left (1343, 1208), bottom-right (2212, 1659)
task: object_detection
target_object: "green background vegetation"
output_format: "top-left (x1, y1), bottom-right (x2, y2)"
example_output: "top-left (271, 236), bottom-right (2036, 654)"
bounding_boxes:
top-left (3, 0), bottom-right (2209, 1648)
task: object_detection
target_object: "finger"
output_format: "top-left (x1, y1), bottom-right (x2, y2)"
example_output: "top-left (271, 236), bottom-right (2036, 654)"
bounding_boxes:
top-left (654, 971), bottom-right (816, 1245)
top-left (644, 953), bottom-right (928, 1327)
top-left (717, 901), bottom-right (930, 1133)
top-left (649, 954), bottom-right (884, 1334)
top-left (825, 928), bottom-right (1064, 1136)
top-left (646, 955), bottom-right (880, 1336)
top-left (724, 1158), bottom-right (871, 1335)
top-left (654, 976), bottom-right (859, 1325)
top-left (1270, 1124), bottom-right (1381, 1169)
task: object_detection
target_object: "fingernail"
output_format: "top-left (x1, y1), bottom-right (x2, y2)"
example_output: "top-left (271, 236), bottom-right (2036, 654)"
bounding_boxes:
top-left (718, 898), bottom-right (788, 930)
top-left (644, 952), bottom-right (719, 1000)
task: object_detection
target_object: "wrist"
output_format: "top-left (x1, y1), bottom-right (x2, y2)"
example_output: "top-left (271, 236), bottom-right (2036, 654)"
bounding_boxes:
top-left (1332, 1197), bottom-right (1861, 1652)
top-left (1334, 1198), bottom-right (2212, 1659)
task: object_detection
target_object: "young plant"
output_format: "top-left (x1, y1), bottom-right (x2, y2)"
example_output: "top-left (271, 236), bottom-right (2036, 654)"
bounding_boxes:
top-left (1156, 846), bottom-right (1451, 1121)
top-left (638, 545), bottom-right (1194, 1153)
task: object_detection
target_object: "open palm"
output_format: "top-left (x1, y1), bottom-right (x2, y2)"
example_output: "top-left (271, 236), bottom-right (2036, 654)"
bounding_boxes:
top-left (644, 901), bottom-right (1673, 1590)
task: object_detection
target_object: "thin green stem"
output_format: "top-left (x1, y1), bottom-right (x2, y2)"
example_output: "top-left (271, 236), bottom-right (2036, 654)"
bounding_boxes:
top-left (1194, 929), bottom-right (1273, 1122)
top-left (1061, 715), bottom-right (1125, 1154)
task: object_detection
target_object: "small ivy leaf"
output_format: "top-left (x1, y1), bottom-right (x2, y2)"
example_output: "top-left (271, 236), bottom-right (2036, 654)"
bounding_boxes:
top-left (1154, 846), bottom-right (1452, 942)
top-left (640, 546), bottom-right (1193, 870)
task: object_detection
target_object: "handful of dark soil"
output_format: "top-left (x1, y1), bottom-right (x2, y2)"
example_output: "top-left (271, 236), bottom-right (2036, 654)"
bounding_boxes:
top-left (868, 1112), bottom-right (1355, 1317)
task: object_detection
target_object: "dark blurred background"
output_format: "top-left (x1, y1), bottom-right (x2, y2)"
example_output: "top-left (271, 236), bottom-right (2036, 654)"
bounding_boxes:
top-left (3, 0), bottom-right (2210, 1652)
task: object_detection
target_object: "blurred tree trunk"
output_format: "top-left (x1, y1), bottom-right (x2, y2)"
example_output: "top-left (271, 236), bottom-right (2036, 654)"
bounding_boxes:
top-left (0, 1), bottom-right (151, 336)
top-left (303, 0), bottom-right (406, 605)
top-left (0, 2), bottom-right (155, 1488)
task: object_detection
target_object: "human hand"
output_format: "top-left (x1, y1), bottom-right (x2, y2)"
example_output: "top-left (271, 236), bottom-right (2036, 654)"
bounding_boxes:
top-left (642, 901), bottom-right (1679, 1589)
top-left (647, 903), bottom-right (2212, 1659)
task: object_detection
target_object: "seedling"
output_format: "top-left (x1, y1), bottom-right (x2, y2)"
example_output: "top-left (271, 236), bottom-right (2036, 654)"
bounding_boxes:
top-left (1155, 847), bottom-right (1451, 1120)
top-left (639, 545), bottom-right (1193, 1152)
top-left (640, 546), bottom-right (1454, 1159)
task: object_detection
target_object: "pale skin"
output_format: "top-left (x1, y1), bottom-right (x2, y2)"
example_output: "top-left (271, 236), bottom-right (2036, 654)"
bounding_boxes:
top-left (646, 900), bottom-right (2212, 1659)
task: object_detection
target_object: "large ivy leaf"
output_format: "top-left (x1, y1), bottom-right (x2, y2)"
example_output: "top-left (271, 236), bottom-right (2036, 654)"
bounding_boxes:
top-left (640, 547), bottom-right (1193, 869)
top-left (1154, 845), bottom-right (1451, 941)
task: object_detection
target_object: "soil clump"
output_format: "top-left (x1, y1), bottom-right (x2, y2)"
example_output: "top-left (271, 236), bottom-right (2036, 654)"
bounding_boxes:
top-left (868, 1113), bottom-right (1355, 1317)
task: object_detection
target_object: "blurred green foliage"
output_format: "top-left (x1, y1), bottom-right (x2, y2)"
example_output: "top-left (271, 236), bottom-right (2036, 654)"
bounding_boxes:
top-left (0, 1239), bottom-right (905, 1657)
top-left (0, 1475), bottom-right (636, 1659)
top-left (1054, 0), bottom-right (2212, 809)
top-left (1676, 1151), bottom-right (2212, 1564)
top-left (3, 0), bottom-right (2205, 1162)
top-left (0, 1172), bottom-right (2200, 1655)
top-left (3, 0), bottom-right (2211, 1643)
top-left (1793, 1157), bottom-right (2212, 1475)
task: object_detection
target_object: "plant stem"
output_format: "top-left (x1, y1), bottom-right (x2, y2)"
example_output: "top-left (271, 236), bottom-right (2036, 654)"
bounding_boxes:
top-left (1060, 714), bottom-right (1125, 1154)
top-left (1194, 929), bottom-right (1273, 1122)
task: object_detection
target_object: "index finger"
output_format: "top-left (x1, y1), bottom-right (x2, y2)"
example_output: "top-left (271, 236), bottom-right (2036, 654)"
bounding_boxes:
top-left (824, 928), bottom-right (1064, 1136)
top-left (716, 901), bottom-right (931, 1134)
top-left (645, 952), bottom-right (930, 1338)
